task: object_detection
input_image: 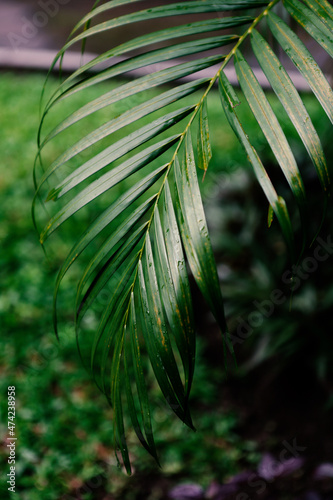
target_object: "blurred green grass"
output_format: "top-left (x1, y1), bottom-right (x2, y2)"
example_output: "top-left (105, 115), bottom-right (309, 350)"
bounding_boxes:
top-left (0, 71), bottom-right (331, 499)
top-left (0, 72), bottom-right (259, 500)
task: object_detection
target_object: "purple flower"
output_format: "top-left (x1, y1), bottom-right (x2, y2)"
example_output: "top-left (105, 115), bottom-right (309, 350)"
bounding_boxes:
top-left (258, 453), bottom-right (304, 481)
top-left (169, 483), bottom-right (204, 500)
top-left (313, 462), bottom-right (333, 480)
top-left (258, 453), bottom-right (281, 481)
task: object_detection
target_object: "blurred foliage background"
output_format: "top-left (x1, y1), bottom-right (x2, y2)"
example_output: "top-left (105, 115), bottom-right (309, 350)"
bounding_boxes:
top-left (1, 71), bottom-right (333, 499)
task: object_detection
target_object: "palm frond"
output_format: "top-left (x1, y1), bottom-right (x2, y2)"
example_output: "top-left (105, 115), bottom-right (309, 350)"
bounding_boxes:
top-left (34, 0), bottom-right (332, 471)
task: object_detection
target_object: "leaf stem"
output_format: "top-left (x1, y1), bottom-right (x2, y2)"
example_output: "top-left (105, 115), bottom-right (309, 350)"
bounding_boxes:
top-left (115, 0), bottom-right (282, 326)
top-left (173, 0), bottom-right (282, 156)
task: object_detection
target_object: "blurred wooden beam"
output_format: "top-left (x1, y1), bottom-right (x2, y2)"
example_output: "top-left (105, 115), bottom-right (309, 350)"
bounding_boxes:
top-left (0, 47), bottom-right (329, 92)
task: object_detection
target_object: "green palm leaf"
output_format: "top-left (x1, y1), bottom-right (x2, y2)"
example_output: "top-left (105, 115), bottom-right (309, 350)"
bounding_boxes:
top-left (34, 0), bottom-right (332, 471)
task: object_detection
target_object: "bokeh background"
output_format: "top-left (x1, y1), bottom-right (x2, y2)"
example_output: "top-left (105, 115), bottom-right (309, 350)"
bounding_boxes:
top-left (1, 1), bottom-right (333, 499)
